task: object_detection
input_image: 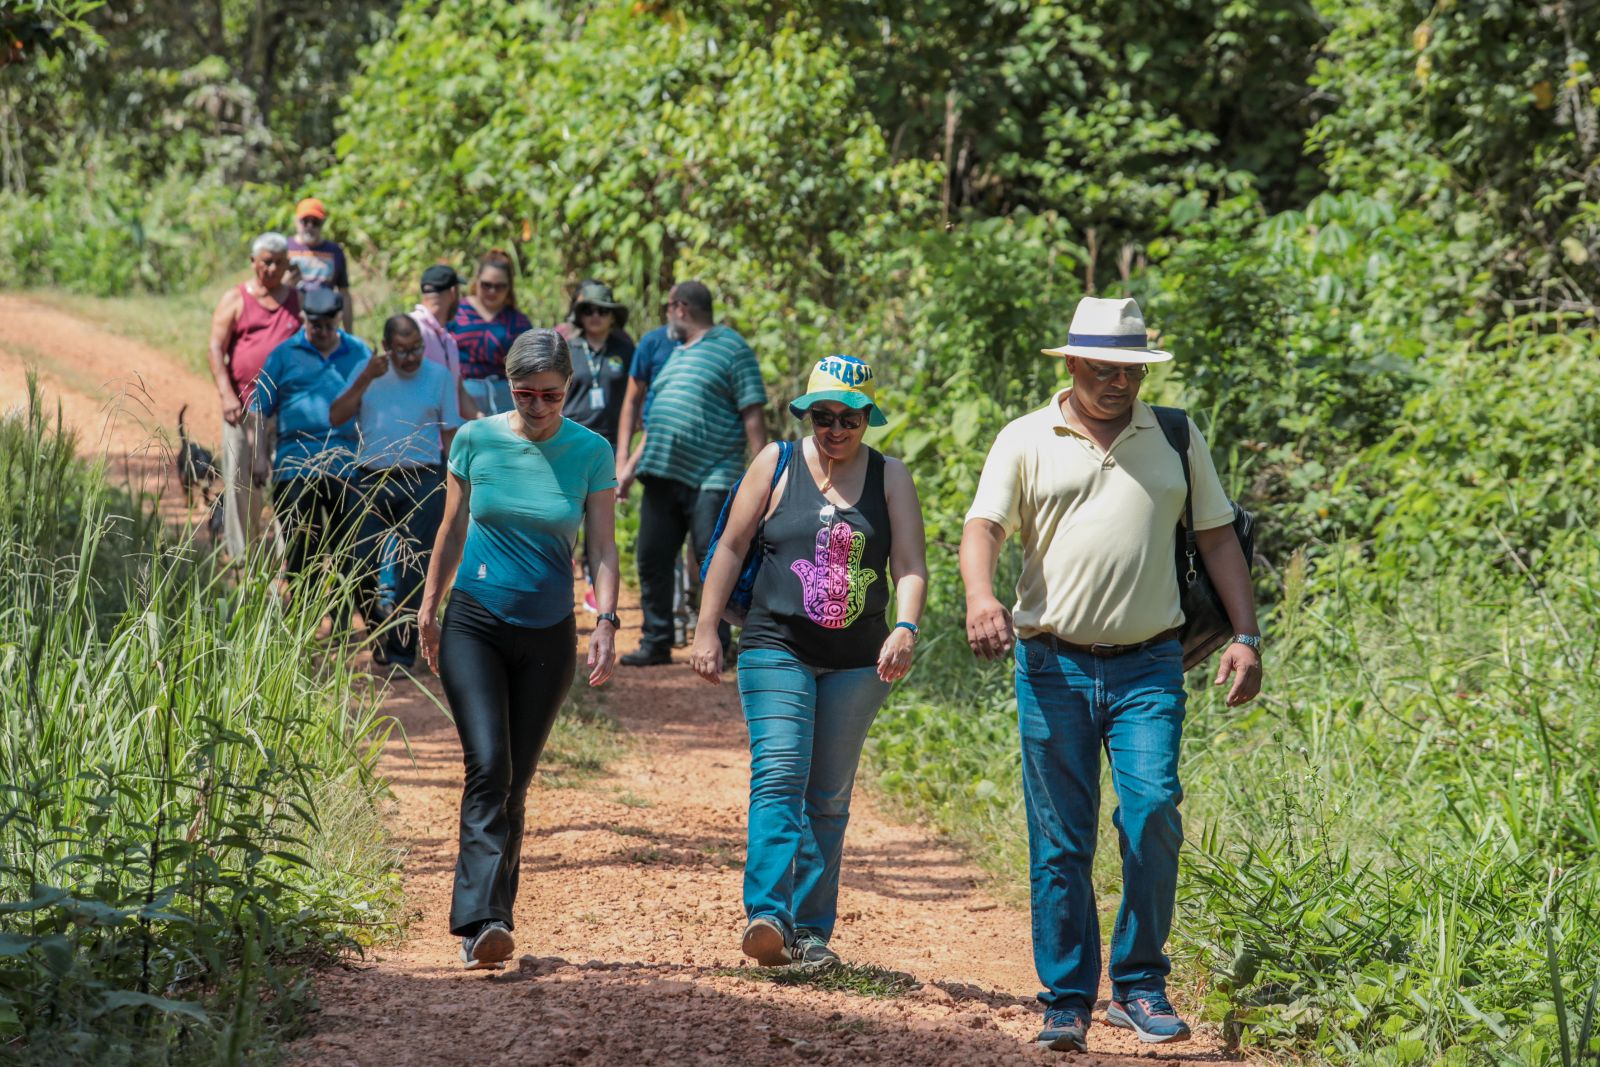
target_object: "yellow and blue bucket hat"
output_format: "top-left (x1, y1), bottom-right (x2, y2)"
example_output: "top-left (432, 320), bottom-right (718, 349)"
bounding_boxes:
top-left (788, 354), bottom-right (887, 427)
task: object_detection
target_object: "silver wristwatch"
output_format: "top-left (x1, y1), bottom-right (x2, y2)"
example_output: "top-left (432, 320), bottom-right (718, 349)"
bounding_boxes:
top-left (1232, 633), bottom-right (1262, 652)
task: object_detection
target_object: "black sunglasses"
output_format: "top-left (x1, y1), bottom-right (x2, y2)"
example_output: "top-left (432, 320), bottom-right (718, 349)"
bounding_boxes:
top-left (809, 409), bottom-right (866, 431)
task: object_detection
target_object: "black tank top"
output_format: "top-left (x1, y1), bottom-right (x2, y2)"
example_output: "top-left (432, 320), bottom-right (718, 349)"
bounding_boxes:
top-left (740, 445), bottom-right (892, 668)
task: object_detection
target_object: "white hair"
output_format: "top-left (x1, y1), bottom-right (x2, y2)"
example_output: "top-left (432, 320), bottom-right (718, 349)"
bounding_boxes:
top-left (250, 231), bottom-right (289, 258)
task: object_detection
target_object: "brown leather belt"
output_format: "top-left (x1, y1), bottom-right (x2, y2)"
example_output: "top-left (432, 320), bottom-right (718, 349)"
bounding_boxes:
top-left (1037, 627), bottom-right (1181, 658)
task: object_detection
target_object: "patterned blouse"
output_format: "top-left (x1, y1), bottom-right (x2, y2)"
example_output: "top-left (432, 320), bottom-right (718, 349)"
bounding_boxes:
top-left (449, 301), bottom-right (534, 380)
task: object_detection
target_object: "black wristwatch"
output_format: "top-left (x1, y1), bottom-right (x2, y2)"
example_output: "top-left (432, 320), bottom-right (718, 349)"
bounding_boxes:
top-left (595, 612), bottom-right (620, 629)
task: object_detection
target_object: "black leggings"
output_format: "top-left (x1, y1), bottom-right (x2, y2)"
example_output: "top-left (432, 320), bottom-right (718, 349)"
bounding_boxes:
top-left (438, 589), bottom-right (576, 936)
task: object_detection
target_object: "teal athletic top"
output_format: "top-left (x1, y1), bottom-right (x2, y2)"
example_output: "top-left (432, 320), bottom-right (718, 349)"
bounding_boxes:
top-left (447, 414), bottom-right (618, 628)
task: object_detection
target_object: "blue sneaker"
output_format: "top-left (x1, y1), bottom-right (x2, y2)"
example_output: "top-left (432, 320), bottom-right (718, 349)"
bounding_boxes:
top-left (1036, 1007), bottom-right (1089, 1052)
top-left (1106, 993), bottom-right (1191, 1043)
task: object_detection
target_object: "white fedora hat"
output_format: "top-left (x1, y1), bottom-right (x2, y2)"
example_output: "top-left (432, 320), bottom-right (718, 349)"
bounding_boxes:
top-left (1041, 296), bottom-right (1172, 364)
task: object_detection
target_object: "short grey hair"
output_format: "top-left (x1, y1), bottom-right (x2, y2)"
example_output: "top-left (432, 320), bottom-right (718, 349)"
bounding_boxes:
top-left (506, 328), bottom-right (572, 381)
top-left (250, 231), bottom-right (289, 258)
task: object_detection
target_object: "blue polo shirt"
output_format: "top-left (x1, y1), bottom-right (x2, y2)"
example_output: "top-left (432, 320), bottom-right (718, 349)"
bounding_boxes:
top-left (628, 325), bottom-right (681, 424)
top-left (252, 329), bottom-right (372, 479)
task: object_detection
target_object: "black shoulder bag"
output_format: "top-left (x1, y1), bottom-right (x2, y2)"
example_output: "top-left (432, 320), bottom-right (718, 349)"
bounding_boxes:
top-left (1152, 406), bottom-right (1256, 672)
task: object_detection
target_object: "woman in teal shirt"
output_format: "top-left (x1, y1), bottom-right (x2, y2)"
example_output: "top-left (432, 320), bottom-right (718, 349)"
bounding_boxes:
top-left (417, 328), bottom-right (621, 970)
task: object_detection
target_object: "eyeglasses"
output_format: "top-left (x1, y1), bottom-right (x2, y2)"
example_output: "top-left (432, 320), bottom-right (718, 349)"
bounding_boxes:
top-left (478, 280), bottom-right (508, 293)
top-left (389, 345), bottom-right (423, 360)
top-left (809, 409), bottom-right (866, 431)
top-left (1082, 360), bottom-right (1148, 383)
top-left (511, 387), bottom-right (566, 405)
top-left (577, 305), bottom-right (611, 318)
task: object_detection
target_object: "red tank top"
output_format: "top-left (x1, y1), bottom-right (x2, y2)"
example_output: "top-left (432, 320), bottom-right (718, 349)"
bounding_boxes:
top-left (227, 283), bottom-right (302, 402)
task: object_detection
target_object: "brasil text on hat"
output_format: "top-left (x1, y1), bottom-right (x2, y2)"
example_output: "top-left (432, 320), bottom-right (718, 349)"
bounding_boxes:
top-left (788, 354), bottom-right (888, 427)
top-left (1041, 297), bottom-right (1172, 364)
top-left (295, 197), bottom-right (328, 221)
top-left (420, 265), bottom-right (463, 294)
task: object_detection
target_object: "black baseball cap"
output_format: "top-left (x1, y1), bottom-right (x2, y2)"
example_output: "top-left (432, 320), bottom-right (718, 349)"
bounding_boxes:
top-left (420, 265), bottom-right (462, 294)
top-left (303, 288), bottom-right (343, 319)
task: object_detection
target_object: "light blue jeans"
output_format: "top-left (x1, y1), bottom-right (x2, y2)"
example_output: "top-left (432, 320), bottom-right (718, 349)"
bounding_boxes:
top-left (462, 376), bottom-right (512, 416)
top-left (738, 646), bottom-right (891, 941)
top-left (1015, 635), bottom-right (1187, 1013)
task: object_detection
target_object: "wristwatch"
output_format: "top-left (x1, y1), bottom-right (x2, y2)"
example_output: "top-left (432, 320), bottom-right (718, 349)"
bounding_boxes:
top-left (595, 612), bottom-right (620, 629)
top-left (1231, 633), bottom-right (1262, 652)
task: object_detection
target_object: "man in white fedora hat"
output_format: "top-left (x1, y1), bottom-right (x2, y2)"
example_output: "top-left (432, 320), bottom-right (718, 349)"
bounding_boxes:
top-left (960, 295), bottom-right (1261, 1052)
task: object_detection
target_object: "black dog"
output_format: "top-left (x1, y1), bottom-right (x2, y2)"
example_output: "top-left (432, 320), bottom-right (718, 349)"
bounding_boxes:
top-left (177, 405), bottom-right (225, 539)
top-left (176, 405), bottom-right (220, 489)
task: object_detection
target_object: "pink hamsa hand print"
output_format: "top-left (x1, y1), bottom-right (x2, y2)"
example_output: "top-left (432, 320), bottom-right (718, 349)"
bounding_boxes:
top-left (790, 521), bottom-right (879, 629)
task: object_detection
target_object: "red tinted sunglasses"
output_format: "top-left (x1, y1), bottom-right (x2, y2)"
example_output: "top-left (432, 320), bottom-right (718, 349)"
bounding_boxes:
top-left (511, 388), bottom-right (566, 404)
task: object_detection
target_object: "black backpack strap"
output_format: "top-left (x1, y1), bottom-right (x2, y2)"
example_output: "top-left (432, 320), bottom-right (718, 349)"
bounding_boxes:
top-left (1153, 406), bottom-right (1199, 584)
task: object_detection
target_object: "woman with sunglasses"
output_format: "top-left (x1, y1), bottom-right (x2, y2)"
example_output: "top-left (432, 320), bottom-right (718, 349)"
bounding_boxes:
top-left (690, 354), bottom-right (928, 970)
top-left (449, 250), bottom-right (533, 416)
top-left (417, 327), bottom-right (620, 970)
top-left (559, 279), bottom-right (635, 450)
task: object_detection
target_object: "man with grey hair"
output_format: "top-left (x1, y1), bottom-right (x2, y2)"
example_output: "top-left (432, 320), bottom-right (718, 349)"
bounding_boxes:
top-left (205, 231), bottom-right (302, 559)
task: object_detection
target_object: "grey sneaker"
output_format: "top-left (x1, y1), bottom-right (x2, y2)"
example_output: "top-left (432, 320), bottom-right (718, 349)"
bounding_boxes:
top-left (741, 916), bottom-right (790, 966)
top-left (460, 920), bottom-right (514, 970)
top-left (789, 931), bottom-right (840, 970)
top-left (1036, 1007), bottom-right (1089, 1052)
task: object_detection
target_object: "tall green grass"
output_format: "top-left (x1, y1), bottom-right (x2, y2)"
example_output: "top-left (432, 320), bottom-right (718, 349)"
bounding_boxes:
top-left (0, 383), bottom-right (400, 1064)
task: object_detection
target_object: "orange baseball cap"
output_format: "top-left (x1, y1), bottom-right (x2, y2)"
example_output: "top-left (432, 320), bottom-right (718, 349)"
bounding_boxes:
top-left (295, 197), bottom-right (328, 221)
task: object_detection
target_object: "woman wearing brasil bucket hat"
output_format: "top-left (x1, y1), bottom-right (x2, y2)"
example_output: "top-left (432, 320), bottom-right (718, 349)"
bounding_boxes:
top-left (690, 354), bottom-right (928, 970)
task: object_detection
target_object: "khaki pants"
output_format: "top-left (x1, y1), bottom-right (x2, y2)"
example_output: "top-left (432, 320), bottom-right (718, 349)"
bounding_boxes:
top-left (221, 414), bottom-right (275, 558)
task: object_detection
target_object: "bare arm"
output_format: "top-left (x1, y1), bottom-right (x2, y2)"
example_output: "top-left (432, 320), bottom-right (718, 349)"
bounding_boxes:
top-left (877, 458), bottom-right (929, 683)
top-left (741, 403), bottom-right (767, 458)
top-left (457, 379), bottom-right (480, 421)
top-left (615, 377), bottom-right (648, 498)
top-left (208, 288), bottom-right (244, 424)
top-left (418, 472), bottom-right (470, 674)
top-left (688, 443), bottom-right (784, 683)
top-left (339, 287), bottom-right (354, 332)
top-left (616, 377), bottom-right (646, 466)
top-left (583, 488), bottom-right (620, 687)
top-left (1196, 523), bottom-right (1262, 706)
top-left (960, 517), bottom-right (1014, 660)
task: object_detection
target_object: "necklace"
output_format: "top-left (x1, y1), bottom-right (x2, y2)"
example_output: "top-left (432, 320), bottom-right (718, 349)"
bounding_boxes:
top-left (819, 454), bottom-right (837, 494)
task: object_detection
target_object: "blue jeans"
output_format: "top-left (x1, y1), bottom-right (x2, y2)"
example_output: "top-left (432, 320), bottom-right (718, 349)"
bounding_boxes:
top-left (1015, 635), bottom-right (1186, 1013)
top-left (463, 376), bottom-right (512, 416)
top-left (738, 646), bottom-right (891, 941)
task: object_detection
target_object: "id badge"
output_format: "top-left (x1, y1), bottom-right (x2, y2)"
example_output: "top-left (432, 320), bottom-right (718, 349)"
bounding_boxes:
top-left (588, 384), bottom-right (605, 411)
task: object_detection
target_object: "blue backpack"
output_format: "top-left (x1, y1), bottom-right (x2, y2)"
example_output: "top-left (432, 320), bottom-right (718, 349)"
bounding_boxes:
top-left (701, 440), bottom-right (795, 626)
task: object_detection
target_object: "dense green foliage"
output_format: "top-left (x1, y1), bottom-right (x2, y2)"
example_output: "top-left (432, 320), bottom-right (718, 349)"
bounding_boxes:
top-left (0, 386), bottom-right (399, 1063)
top-left (8, 0), bottom-right (1600, 1062)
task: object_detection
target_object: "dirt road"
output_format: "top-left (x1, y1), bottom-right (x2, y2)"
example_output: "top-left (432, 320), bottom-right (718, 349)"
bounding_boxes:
top-left (291, 634), bottom-right (1236, 1066)
top-left (0, 292), bottom-right (225, 529)
top-left (1, 297), bottom-right (1237, 1066)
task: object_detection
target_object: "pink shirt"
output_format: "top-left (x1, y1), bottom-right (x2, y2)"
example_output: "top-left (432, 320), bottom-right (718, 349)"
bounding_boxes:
top-left (410, 305), bottom-right (463, 380)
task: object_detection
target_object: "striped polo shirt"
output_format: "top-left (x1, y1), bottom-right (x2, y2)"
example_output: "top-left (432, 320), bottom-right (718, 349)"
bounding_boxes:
top-left (635, 324), bottom-right (767, 491)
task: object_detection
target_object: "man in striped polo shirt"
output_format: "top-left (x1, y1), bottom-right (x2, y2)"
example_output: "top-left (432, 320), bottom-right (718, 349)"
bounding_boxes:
top-left (620, 281), bottom-right (768, 666)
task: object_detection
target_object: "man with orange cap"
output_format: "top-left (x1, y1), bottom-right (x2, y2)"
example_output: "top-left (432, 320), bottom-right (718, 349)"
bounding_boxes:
top-left (286, 197), bottom-right (353, 332)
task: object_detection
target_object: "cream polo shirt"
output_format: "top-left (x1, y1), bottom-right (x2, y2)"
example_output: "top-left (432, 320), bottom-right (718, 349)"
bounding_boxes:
top-left (966, 391), bottom-right (1235, 645)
